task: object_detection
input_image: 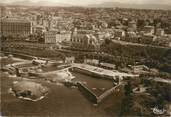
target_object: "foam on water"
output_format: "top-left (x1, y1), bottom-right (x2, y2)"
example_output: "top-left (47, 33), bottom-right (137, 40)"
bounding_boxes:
top-left (17, 95), bottom-right (46, 102)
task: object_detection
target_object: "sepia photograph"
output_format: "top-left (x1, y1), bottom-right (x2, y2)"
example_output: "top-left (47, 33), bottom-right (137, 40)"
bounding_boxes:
top-left (0, 0), bottom-right (171, 116)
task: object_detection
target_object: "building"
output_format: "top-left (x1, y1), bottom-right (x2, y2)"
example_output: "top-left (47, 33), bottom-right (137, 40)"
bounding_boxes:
top-left (0, 17), bottom-right (31, 38)
top-left (128, 20), bottom-right (137, 31)
top-left (44, 30), bottom-right (57, 44)
top-left (131, 65), bottom-right (150, 74)
top-left (0, 6), bottom-right (6, 18)
top-left (84, 59), bottom-right (99, 66)
top-left (141, 26), bottom-right (155, 35)
top-left (114, 29), bottom-right (126, 39)
top-left (65, 56), bottom-right (75, 63)
top-left (32, 25), bottom-right (46, 34)
top-left (169, 42), bottom-right (171, 47)
top-left (99, 62), bottom-right (116, 70)
top-left (71, 33), bottom-right (100, 51)
top-left (0, 18), bottom-right (1, 37)
top-left (45, 30), bottom-right (71, 44)
top-left (56, 31), bottom-right (71, 43)
top-left (141, 35), bottom-right (157, 44)
top-left (155, 28), bottom-right (165, 36)
top-left (94, 31), bottom-right (112, 40)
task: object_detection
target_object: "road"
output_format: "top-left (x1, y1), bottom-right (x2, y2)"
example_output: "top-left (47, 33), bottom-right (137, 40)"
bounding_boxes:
top-left (151, 77), bottom-right (171, 84)
top-left (112, 40), bottom-right (170, 49)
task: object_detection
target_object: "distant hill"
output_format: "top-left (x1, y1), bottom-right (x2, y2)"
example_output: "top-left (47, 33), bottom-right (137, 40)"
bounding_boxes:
top-left (0, 0), bottom-right (71, 7)
top-left (88, 2), bottom-right (171, 10)
top-left (0, 0), bottom-right (171, 10)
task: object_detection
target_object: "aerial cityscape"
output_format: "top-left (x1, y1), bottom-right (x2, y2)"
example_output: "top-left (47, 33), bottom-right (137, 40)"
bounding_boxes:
top-left (0, 0), bottom-right (171, 116)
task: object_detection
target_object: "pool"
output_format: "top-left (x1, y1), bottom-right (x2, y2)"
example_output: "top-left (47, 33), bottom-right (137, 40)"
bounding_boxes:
top-left (72, 72), bottom-right (114, 96)
top-left (1, 57), bottom-right (124, 116)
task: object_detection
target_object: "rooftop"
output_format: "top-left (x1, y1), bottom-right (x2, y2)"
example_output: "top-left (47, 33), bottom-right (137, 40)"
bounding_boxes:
top-left (1, 17), bottom-right (30, 23)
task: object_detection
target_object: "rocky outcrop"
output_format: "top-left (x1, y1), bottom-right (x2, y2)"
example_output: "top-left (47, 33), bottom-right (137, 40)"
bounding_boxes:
top-left (11, 81), bottom-right (48, 101)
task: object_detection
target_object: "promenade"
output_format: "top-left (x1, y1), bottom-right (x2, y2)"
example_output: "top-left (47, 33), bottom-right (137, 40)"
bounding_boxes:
top-left (72, 63), bottom-right (139, 79)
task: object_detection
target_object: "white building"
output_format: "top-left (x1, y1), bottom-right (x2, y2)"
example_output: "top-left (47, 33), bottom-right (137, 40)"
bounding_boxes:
top-left (141, 26), bottom-right (155, 35)
top-left (45, 30), bottom-right (71, 44)
top-left (169, 42), bottom-right (171, 47)
top-left (114, 29), bottom-right (126, 38)
top-left (65, 56), bottom-right (75, 63)
top-left (56, 31), bottom-right (71, 43)
top-left (84, 59), bottom-right (99, 65)
top-left (71, 33), bottom-right (99, 50)
top-left (45, 30), bottom-right (57, 44)
top-left (156, 28), bottom-right (165, 36)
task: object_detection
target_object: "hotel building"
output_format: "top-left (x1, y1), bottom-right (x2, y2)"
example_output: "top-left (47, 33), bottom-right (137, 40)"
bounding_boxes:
top-left (0, 17), bottom-right (31, 38)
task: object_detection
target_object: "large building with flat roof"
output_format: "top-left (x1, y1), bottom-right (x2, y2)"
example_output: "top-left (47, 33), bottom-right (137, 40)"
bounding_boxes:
top-left (0, 17), bottom-right (31, 38)
top-left (0, 6), bottom-right (6, 18)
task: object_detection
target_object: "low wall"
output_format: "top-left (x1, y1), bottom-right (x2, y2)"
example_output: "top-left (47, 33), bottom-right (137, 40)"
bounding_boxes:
top-left (77, 82), bottom-right (119, 104)
top-left (97, 86), bottom-right (118, 103)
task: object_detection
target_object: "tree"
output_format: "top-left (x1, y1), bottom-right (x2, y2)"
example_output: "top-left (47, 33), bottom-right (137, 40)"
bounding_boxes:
top-left (104, 38), bottom-right (112, 45)
top-left (137, 19), bottom-right (146, 29)
top-left (124, 81), bottom-right (133, 96)
top-left (120, 81), bottom-right (133, 116)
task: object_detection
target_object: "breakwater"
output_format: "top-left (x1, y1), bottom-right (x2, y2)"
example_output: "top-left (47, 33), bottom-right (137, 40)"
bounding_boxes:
top-left (97, 86), bottom-right (119, 103)
top-left (77, 82), bottom-right (98, 104)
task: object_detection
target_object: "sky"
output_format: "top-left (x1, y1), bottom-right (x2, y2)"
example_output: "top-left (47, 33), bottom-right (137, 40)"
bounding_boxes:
top-left (1, 0), bottom-right (171, 5)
